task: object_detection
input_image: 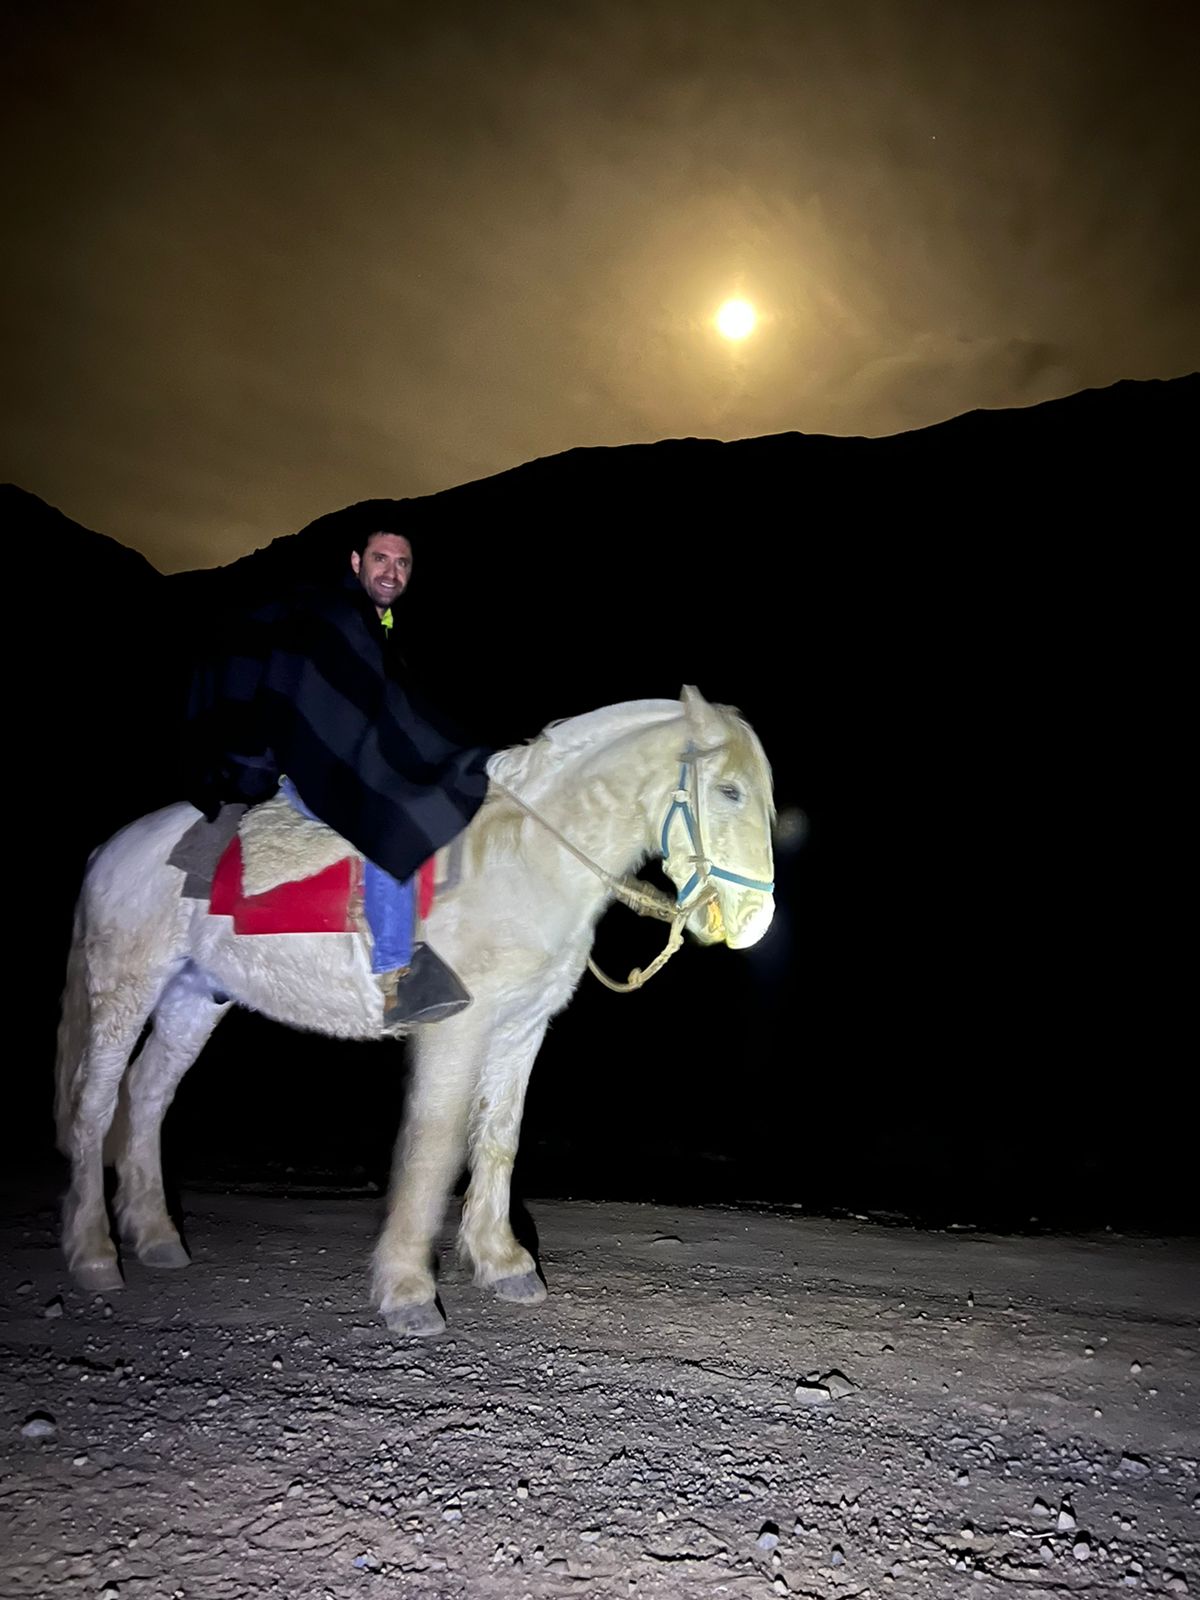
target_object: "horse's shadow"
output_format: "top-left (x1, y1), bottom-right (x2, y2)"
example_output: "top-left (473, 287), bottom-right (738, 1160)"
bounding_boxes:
top-left (510, 1194), bottom-right (542, 1273)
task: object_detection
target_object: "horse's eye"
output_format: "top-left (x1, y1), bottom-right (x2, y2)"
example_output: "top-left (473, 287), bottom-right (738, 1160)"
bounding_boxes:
top-left (718, 783), bottom-right (742, 803)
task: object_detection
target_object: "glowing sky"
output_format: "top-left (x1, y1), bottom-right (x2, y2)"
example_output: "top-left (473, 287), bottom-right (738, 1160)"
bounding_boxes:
top-left (3, 0), bottom-right (1197, 569)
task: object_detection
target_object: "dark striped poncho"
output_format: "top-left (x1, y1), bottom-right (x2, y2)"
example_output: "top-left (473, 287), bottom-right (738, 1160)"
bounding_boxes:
top-left (185, 573), bottom-right (491, 884)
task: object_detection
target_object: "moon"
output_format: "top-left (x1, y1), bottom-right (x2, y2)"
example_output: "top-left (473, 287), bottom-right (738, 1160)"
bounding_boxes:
top-left (714, 297), bottom-right (757, 340)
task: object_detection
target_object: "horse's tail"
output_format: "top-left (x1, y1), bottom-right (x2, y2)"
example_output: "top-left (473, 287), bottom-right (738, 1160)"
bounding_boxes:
top-left (54, 897), bottom-right (92, 1156)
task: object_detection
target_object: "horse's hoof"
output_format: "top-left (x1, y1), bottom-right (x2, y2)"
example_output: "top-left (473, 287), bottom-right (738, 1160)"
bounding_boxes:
top-left (493, 1271), bottom-right (546, 1305)
top-left (138, 1240), bottom-right (191, 1269)
top-left (384, 1300), bottom-right (446, 1338)
top-left (72, 1259), bottom-right (125, 1293)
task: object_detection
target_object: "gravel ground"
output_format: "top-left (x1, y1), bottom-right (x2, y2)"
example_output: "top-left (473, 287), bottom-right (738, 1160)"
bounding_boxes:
top-left (2, 1186), bottom-right (1197, 1599)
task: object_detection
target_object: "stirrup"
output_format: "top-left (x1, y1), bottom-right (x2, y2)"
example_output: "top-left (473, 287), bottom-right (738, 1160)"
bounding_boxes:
top-left (382, 944), bottom-right (472, 1028)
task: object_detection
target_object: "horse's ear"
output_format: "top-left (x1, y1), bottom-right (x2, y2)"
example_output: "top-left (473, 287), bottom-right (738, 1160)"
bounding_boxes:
top-left (680, 684), bottom-right (725, 745)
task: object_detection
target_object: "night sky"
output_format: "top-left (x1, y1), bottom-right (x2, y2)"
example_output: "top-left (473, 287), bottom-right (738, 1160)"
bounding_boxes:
top-left (4, 0), bottom-right (1197, 570)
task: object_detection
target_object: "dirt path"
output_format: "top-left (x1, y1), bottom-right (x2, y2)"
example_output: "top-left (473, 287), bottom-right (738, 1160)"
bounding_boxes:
top-left (2, 1189), bottom-right (1197, 1598)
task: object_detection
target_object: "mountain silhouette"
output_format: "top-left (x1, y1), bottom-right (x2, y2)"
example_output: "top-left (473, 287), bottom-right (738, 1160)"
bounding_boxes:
top-left (10, 372), bottom-right (1196, 1224)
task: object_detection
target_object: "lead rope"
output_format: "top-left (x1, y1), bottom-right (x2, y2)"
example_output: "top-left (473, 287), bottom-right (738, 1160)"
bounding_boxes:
top-left (488, 777), bottom-right (713, 993)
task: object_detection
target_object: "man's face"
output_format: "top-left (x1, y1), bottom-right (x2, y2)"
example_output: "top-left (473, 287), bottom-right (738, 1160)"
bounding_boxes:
top-left (351, 533), bottom-right (413, 614)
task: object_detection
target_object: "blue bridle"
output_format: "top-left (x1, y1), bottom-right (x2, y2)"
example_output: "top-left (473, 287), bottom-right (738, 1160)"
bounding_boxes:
top-left (660, 749), bottom-right (776, 907)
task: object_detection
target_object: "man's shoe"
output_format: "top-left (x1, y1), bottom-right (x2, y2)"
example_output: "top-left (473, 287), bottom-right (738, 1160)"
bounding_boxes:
top-left (382, 944), bottom-right (472, 1028)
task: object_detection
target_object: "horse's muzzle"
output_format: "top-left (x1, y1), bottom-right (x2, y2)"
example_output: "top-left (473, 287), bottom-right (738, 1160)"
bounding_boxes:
top-left (721, 892), bottom-right (776, 950)
top-left (687, 891), bottom-right (775, 950)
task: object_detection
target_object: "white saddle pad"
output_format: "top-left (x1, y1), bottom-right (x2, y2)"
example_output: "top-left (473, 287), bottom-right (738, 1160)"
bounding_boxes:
top-left (238, 792), bottom-right (357, 898)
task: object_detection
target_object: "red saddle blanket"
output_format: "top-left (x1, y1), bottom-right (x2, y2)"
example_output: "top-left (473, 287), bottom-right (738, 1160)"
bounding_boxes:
top-left (209, 836), bottom-right (437, 935)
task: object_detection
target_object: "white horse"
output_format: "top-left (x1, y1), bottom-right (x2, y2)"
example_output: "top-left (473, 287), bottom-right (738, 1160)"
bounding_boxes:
top-left (55, 688), bottom-right (776, 1335)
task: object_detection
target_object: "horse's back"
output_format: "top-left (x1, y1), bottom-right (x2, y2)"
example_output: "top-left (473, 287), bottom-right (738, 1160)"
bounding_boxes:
top-left (89, 803), bottom-right (199, 865)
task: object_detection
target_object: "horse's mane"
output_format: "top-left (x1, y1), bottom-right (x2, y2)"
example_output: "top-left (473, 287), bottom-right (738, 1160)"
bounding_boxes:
top-left (486, 699), bottom-right (688, 801)
top-left (484, 697), bottom-right (773, 812)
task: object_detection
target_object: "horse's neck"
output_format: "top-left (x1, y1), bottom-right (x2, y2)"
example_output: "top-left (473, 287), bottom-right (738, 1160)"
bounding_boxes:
top-left (521, 713), bottom-right (686, 885)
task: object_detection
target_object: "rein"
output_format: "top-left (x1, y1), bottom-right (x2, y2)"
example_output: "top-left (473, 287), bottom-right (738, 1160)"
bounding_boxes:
top-left (489, 741), bottom-right (772, 994)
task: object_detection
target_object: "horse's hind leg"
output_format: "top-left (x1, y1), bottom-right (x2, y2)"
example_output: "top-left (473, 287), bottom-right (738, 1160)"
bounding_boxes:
top-left (113, 965), bottom-right (232, 1269)
top-left (458, 1008), bottom-right (549, 1303)
top-left (63, 961), bottom-right (180, 1292)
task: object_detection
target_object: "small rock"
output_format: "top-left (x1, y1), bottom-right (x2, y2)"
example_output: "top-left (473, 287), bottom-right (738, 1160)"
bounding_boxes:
top-left (756, 1523), bottom-right (780, 1551)
top-left (831, 1544), bottom-right (845, 1567)
top-left (516, 1479), bottom-right (529, 1500)
top-left (1032, 1497), bottom-right (1053, 1518)
top-left (1073, 1536), bottom-right (1091, 1561)
top-left (580, 1530), bottom-right (601, 1544)
top-left (43, 1296), bottom-right (64, 1319)
top-left (1129, 1361), bottom-right (1142, 1375)
top-left (16, 1280), bottom-right (33, 1295)
top-left (773, 1579), bottom-right (788, 1596)
top-left (99, 1587), bottom-right (120, 1600)
top-left (822, 1369), bottom-right (855, 1399)
top-left (1056, 1504), bottom-right (1077, 1533)
top-left (955, 1469), bottom-right (970, 1486)
top-left (1165, 1576), bottom-right (1188, 1596)
top-left (1117, 1452), bottom-right (1151, 1478)
top-left (73, 1454), bottom-right (88, 1467)
top-left (20, 1413), bottom-right (56, 1441)
top-left (286, 1480), bottom-right (304, 1499)
top-left (794, 1380), bottom-right (832, 1405)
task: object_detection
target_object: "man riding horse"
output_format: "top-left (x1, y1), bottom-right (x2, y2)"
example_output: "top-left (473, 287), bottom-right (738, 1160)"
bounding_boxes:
top-left (185, 520), bottom-right (491, 1027)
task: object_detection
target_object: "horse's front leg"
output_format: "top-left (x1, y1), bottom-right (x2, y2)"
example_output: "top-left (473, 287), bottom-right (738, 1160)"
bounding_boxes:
top-left (373, 1009), bottom-right (489, 1336)
top-left (458, 1005), bottom-right (549, 1304)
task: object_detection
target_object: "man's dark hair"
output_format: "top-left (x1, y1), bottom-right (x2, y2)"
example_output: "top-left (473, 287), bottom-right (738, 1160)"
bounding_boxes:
top-left (352, 525), bottom-right (409, 559)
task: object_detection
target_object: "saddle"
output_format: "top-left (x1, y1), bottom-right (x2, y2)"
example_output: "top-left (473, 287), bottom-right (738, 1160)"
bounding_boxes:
top-left (169, 800), bottom-right (457, 937)
top-left (211, 832), bottom-right (366, 934)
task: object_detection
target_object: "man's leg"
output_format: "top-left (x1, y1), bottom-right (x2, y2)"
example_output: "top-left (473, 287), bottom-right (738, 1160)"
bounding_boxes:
top-left (363, 860), bottom-right (471, 1026)
top-left (363, 860), bottom-right (415, 976)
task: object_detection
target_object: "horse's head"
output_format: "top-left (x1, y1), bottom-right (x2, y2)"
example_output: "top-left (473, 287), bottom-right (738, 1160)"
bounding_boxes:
top-left (659, 686), bottom-right (776, 952)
